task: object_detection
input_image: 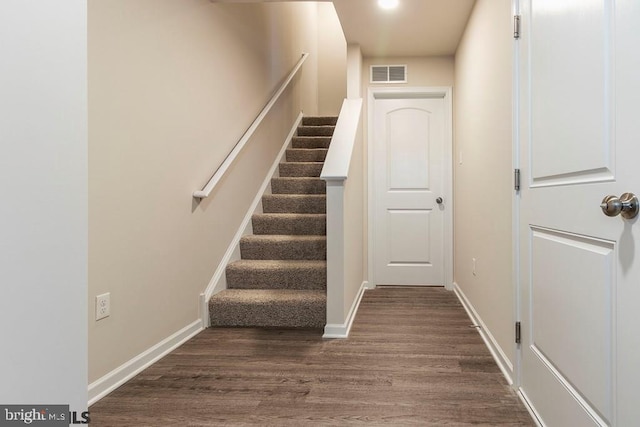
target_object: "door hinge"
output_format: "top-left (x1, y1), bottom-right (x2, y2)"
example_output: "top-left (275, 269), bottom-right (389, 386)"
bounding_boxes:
top-left (515, 321), bottom-right (522, 344)
top-left (514, 168), bottom-right (521, 191)
top-left (514, 15), bottom-right (521, 39)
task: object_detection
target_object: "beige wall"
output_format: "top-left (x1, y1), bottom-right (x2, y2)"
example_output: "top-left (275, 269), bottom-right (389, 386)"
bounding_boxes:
top-left (363, 56), bottom-right (455, 89)
top-left (88, 0), bottom-right (322, 383)
top-left (454, 0), bottom-right (514, 369)
top-left (347, 44), bottom-right (363, 99)
top-left (317, 3), bottom-right (347, 116)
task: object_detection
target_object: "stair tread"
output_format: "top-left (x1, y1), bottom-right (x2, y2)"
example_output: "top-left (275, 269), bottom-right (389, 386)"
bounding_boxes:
top-left (297, 126), bottom-right (335, 137)
top-left (263, 194), bottom-right (326, 198)
top-left (212, 289), bottom-right (325, 303)
top-left (228, 259), bottom-right (326, 269)
top-left (226, 260), bottom-right (326, 291)
top-left (273, 176), bottom-right (324, 179)
top-left (298, 125), bottom-right (336, 128)
top-left (302, 116), bottom-right (338, 126)
top-left (279, 162), bottom-right (324, 177)
top-left (240, 234), bottom-right (326, 260)
top-left (253, 213), bottom-right (326, 218)
top-left (286, 149), bottom-right (328, 162)
top-left (282, 161), bottom-right (324, 164)
top-left (209, 289), bottom-right (326, 328)
top-left (271, 177), bottom-right (325, 182)
top-left (291, 137), bottom-right (332, 149)
top-left (252, 213), bottom-right (326, 236)
top-left (272, 177), bottom-right (325, 182)
top-left (241, 234), bottom-right (326, 242)
top-left (262, 194), bottom-right (325, 214)
top-left (263, 194), bottom-right (326, 202)
top-left (270, 177), bottom-right (326, 195)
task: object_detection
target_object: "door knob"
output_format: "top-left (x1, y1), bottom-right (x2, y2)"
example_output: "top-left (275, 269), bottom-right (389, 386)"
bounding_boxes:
top-left (600, 193), bottom-right (639, 219)
top-left (436, 197), bottom-right (443, 204)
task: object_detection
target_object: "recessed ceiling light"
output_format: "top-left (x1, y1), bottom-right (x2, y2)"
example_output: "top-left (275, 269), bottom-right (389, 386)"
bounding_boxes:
top-left (378, 0), bottom-right (399, 10)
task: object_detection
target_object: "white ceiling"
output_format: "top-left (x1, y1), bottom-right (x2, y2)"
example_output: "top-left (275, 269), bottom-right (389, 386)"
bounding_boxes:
top-left (332, 0), bottom-right (476, 57)
top-left (211, 0), bottom-right (477, 57)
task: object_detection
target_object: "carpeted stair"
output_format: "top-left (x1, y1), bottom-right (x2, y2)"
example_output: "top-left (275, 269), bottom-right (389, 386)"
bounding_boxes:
top-left (209, 116), bottom-right (337, 329)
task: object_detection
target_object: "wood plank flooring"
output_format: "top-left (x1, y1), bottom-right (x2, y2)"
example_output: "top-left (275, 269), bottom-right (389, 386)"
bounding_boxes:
top-left (89, 287), bottom-right (534, 426)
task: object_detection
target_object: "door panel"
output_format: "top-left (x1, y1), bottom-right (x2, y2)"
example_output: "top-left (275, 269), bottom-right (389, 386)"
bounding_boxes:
top-left (387, 210), bottom-right (431, 264)
top-left (531, 228), bottom-right (614, 421)
top-left (519, 0), bottom-right (640, 425)
top-left (530, 0), bottom-right (611, 184)
top-left (387, 109), bottom-right (431, 190)
top-left (373, 97), bottom-right (444, 285)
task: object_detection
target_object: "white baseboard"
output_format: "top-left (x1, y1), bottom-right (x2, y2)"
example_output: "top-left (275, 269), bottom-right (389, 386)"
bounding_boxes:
top-left (199, 293), bottom-right (207, 329)
top-left (452, 282), bottom-right (514, 385)
top-left (364, 280), bottom-right (374, 290)
top-left (201, 112), bottom-right (304, 327)
top-left (518, 388), bottom-right (545, 426)
top-left (88, 320), bottom-right (202, 406)
top-left (323, 281), bottom-right (367, 339)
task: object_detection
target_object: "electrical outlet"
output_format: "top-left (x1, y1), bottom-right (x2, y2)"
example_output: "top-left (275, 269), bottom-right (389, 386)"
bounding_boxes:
top-left (96, 293), bottom-right (110, 321)
top-left (472, 258), bottom-right (477, 276)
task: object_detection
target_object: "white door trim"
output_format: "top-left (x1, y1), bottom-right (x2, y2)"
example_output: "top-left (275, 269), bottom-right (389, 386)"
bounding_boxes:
top-left (512, 0), bottom-right (523, 393)
top-left (367, 86), bottom-right (453, 290)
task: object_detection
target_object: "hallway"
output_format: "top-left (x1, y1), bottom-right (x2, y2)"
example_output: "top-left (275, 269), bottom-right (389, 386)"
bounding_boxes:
top-left (90, 287), bottom-right (533, 425)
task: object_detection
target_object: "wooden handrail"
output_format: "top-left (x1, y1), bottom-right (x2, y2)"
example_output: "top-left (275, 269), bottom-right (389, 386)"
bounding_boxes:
top-left (193, 52), bottom-right (309, 199)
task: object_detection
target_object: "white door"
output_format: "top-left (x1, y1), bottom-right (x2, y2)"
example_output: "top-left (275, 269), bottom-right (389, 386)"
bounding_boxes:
top-left (518, 1), bottom-right (640, 425)
top-left (372, 96), bottom-right (446, 286)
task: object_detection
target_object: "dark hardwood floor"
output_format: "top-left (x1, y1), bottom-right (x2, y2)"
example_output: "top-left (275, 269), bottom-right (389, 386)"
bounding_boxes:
top-left (90, 287), bottom-right (534, 426)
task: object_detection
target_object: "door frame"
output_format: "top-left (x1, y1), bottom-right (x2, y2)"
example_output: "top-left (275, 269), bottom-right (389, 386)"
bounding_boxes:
top-left (512, 0), bottom-right (523, 393)
top-left (367, 86), bottom-right (453, 290)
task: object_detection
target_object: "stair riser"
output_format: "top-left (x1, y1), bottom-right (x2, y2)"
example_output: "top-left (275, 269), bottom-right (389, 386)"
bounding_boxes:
top-left (226, 265), bottom-right (326, 290)
top-left (271, 178), bottom-right (326, 195)
top-left (209, 299), bottom-right (325, 328)
top-left (252, 215), bottom-right (326, 236)
top-left (298, 126), bottom-right (335, 136)
top-left (240, 238), bottom-right (326, 260)
top-left (279, 163), bottom-right (323, 177)
top-left (302, 117), bottom-right (338, 126)
top-left (297, 126), bottom-right (335, 137)
top-left (286, 149), bottom-right (328, 162)
top-left (292, 137), bottom-right (331, 149)
top-left (262, 195), bottom-right (326, 214)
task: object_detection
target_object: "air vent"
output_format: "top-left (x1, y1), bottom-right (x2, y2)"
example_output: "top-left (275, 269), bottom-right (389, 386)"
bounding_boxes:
top-left (370, 65), bottom-right (407, 83)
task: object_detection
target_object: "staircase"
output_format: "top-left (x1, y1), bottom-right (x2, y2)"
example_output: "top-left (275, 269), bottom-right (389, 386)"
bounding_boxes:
top-left (209, 116), bottom-right (337, 329)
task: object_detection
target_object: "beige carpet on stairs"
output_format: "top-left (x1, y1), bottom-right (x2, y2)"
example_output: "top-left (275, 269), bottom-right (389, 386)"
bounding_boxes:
top-left (209, 116), bottom-right (337, 328)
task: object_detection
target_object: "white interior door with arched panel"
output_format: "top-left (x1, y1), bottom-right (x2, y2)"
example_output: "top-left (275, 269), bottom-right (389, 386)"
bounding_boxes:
top-left (368, 88), bottom-right (452, 288)
top-left (518, 0), bottom-right (640, 425)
